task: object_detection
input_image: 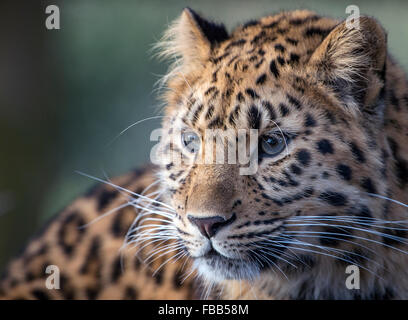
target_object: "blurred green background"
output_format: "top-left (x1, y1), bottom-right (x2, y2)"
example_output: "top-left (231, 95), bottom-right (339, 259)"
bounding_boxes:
top-left (0, 0), bottom-right (407, 269)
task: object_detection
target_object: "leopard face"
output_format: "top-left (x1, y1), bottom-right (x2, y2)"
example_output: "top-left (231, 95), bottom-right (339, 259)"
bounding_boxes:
top-left (152, 9), bottom-right (408, 298)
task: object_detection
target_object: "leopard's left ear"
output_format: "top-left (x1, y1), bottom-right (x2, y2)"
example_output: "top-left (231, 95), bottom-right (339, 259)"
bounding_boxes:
top-left (158, 8), bottom-right (229, 70)
top-left (309, 17), bottom-right (387, 116)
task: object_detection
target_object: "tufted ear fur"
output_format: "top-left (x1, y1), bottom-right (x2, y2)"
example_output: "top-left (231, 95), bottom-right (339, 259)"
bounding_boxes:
top-left (158, 8), bottom-right (228, 70)
top-left (308, 17), bottom-right (387, 117)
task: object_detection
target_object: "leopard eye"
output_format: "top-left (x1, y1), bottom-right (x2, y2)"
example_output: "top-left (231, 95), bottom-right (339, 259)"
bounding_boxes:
top-left (181, 131), bottom-right (200, 153)
top-left (259, 132), bottom-right (287, 157)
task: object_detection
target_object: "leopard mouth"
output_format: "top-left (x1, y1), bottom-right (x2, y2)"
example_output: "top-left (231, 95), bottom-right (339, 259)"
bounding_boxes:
top-left (203, 248), bottom-right (238, 261)
top-left (192, 235), bottom-right (290, 281)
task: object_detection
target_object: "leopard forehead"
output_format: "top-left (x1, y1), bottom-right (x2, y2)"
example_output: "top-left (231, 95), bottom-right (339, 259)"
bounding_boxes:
top-left (163, 10), bottom-right (339, 116)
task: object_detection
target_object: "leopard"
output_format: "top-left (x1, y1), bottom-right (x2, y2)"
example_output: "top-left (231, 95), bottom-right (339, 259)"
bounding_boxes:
top-left (1, 8), bottom-right (408, 300)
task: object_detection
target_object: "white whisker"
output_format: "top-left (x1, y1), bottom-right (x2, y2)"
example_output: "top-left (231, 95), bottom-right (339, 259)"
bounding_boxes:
top-left (106, 115), bottom-right (169, 147)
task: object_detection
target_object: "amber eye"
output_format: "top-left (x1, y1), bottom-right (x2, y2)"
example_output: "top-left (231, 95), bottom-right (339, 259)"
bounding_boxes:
top-left (181, 131), bottom-right (200, 153)
top-left (259, 132), bottom-right (288, 157)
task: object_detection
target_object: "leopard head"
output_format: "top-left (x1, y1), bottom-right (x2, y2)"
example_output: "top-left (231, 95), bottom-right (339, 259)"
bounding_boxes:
top-left (152, 8), bottom-right (404, 299)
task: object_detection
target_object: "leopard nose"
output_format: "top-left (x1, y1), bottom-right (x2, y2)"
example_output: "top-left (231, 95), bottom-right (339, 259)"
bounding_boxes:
top-left (188, 214), bottom-right (236, 238)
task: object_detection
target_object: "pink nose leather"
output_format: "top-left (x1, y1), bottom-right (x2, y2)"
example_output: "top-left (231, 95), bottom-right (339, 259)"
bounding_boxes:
top-left (188, 214), bottom-right (236, 238)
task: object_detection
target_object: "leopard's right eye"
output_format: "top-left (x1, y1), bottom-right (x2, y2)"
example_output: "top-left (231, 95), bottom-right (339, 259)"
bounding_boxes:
top-left (181, 131), bottom-right (201, 153)
top-left (259, 132), bottom-right (288, 158)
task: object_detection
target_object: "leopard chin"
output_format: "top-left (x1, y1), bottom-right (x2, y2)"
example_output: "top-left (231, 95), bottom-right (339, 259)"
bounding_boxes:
top-left (193, 251), bottom-right (261, 282)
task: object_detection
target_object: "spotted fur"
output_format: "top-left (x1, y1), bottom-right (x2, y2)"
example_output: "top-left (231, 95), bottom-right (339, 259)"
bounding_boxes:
top-left (1, 9), bottom-right (408, 300)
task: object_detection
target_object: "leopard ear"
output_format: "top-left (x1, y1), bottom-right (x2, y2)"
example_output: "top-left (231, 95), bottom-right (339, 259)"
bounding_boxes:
top-left (159, 8), bottom-right (228, 69)
top-left (309, 17), bottom-right (387, 116)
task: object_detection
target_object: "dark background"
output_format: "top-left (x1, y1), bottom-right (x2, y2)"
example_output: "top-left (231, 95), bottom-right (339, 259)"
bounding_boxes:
top-left (0, 0), bottom-right (407, 269)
